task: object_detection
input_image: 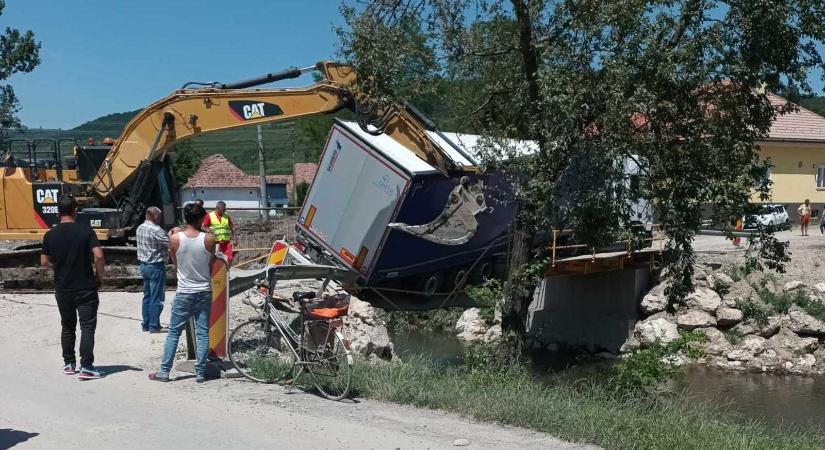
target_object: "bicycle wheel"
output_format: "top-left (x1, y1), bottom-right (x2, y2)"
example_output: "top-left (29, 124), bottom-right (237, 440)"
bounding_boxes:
top-left (304, 322), bottom-right (352, 400)
top-left (228, 319), bottom-right (295, 383)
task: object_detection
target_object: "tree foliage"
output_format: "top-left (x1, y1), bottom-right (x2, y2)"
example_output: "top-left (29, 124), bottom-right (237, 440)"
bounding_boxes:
top-left (339, 0), bottom-right (825, 350)
top-left (0, 0), bottom-right (40, 135)
top-left (170, 140), bottom-right (201, 188)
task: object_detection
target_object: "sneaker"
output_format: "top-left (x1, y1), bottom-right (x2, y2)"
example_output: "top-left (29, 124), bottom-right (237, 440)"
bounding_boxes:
top-left (149, 372), bottom-right (170, 382)
top-left (149, 327), bottom-right (169, 334)
top-left (196, 375), bottom-right (206, 384)
top-left (78, 366), bottom-right (104, 380)
top-left (62, 363), bottom-right (78, 375)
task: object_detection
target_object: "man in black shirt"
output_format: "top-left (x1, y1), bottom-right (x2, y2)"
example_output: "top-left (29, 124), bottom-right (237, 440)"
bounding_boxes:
top-left (41, 196), bottom-right (106, 380)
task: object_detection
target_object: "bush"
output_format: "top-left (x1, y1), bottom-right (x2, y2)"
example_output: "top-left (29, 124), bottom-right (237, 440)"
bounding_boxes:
top-left (611, 331), bottom-right (707, 393)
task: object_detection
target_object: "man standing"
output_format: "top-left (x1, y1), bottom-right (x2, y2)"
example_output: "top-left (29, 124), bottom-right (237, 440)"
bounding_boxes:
top-left (41, 196), bottom-right (105, 380)
top-left (149, 203), bottom-right (216, 383)
top-left (136, 206), bottom-right (169, 333)
top-left (202, 200), bottom-right (237, 262)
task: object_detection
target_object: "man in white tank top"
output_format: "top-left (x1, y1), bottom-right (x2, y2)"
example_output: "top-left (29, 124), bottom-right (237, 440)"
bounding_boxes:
top-left (149, 203), bottom-right (216, 383)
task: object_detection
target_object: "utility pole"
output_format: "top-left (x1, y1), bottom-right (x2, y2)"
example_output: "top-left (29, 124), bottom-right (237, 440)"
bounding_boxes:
top-left (257, 125), bottom-right (266, 221)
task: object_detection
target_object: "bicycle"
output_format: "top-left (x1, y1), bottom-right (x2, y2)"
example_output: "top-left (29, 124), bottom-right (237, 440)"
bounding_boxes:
top-left (227, 264), bottom-right (358, 401)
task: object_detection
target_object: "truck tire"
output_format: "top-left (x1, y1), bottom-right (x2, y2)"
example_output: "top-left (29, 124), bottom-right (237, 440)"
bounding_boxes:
top-left (469, 259), bottom-right (494, 285)
top-left (447, 267), bottom-right (470, 291)
top-left (416, 272), bottom-right (443, 297)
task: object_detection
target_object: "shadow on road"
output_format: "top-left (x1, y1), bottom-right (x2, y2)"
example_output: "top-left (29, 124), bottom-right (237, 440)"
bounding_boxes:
top-left (97, 365), bottom-right (143, 376)
top-left (0, 428), bottom-right (39, 448)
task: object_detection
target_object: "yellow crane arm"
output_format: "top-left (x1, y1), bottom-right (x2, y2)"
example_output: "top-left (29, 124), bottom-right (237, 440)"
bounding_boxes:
top-left (93, 61), bottom-right (461, 197)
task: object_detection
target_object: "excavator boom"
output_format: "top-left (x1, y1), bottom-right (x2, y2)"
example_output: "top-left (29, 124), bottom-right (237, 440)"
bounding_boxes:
top-left (94, 61), bottom-right (459, 198)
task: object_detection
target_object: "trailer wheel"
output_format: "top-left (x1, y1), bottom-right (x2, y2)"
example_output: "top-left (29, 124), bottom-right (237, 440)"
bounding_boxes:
top-left (447, 267), bottom-right (470, 291)
top-left (416, 272), bottom-right (443, 297)
top-left (470, 259), bottom-right (494, 285)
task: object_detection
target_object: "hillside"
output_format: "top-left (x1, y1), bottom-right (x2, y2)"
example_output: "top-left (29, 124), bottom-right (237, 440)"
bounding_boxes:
top-left (800, 96), bottom-right (825, 117)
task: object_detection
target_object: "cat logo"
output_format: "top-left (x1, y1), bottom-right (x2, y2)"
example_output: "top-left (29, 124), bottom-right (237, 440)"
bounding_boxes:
top-left (36, 189), bottom-right (59, 204)
top-left (228, 100), bottom-right (284, 121)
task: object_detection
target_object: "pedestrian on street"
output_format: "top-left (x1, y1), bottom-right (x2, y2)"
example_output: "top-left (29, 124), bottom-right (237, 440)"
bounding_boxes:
top-left (798, 199), bottom-right (812, 236)
top-left (136, 206), bottom-right (169, 333)
top-left (819, 209), bottom-right (825, 236)
top-left (149, 202), bottom-right (216, 383)
top-left (40, 196), bottom-right (106, 380)
top-left (203, 200), bottom-right (237, 262)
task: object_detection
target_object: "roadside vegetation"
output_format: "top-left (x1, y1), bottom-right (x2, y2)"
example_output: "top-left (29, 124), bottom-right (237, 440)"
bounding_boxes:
top-left (346, 355), bottom-right (825, 449)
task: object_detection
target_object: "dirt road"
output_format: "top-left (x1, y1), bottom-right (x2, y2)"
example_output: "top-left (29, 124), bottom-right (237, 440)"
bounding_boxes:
top-left (0, 292), bottom-right (590, 450)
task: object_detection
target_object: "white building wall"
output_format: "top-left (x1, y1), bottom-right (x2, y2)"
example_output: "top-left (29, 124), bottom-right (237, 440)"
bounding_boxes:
top-left (179, 187), bottom-right (261, 209)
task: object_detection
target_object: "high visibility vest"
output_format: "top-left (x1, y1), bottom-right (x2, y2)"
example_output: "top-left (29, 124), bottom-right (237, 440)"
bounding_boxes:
top-left (208, 211), bottom-right (231, 242)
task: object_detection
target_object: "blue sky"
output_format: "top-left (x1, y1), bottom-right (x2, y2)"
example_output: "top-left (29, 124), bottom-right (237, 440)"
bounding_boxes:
top-left (4, 0), bottom-right (344, 129)
top-left (4, 1), bottom-right (825, 129)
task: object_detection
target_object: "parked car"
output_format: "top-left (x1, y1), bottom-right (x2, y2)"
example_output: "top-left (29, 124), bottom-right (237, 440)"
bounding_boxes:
top-left (744, 204), bottom-right (790, 230)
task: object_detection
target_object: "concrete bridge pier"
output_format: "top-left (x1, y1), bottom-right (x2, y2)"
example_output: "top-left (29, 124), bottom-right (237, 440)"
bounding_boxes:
top-left (527, 267), bottom-right (651, 353)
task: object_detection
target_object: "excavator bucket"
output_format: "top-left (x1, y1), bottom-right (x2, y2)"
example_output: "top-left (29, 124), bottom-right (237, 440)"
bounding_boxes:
top-left (388, 176), bottom-right (492, 245)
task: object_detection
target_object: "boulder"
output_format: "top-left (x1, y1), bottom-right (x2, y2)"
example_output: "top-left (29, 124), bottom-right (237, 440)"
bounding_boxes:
top-left (716, 307), bottom-right (744, 327)
top-left (483, 324), bottom-right (502, 343)
top-left (726, 335), bottom-right (766, 362)
top-left (343, 296), bottom-right (397, 362)
top-left (766, 327), bottom-right (819, 354)
top-left (726, 349), bottom-right (754, 362)
top-left (455, 308), bottom-right (488, 342)
top-left (740, 334), bottom-right (768, 354)
top-left (785, 304), bottom-right (825, 336)
top-left (677, 310), bottom-right (717, 330)
top-left (620, 335), bottom-right (641, 353)
top-left (640, 284), bottom-right (668, 315)
top-left (724, 280), bottom-right (756, 307)
top-left (685, 288), bottom-right (722, 313)
top-left (707, 272), bottom-right (734, 289)
top-left (634, 317), bottom-right (680, 347)
top-left (786, 354), bottom-right (817, 375)
top-left (732, 315), bottom-right (781, 338)
top-left (815, 283), bottom-right (825, 295)
top-left (697, 327), bottom-right (731, 356)
top-left (784, 280), bottom-right (806, 292)
top-left (748, 347), bottom-right (793, 372)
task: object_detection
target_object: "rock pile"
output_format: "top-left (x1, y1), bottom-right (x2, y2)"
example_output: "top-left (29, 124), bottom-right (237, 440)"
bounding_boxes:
top-left (626, 263), bottom-right (825, 375)
top-left (455, 307), bottom-right (502, 343)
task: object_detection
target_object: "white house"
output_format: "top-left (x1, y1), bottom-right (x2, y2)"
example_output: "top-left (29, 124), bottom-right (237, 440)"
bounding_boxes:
top-left (179, 154), bottom-right (262, 209)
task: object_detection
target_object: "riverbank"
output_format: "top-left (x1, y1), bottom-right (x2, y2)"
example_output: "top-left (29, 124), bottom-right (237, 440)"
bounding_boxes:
top-left (345, 354), bottom-right (825, 449)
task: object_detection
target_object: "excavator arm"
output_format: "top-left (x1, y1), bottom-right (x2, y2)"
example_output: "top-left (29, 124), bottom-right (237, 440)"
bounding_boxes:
top-left (93, 61), bottom-right (461, 198)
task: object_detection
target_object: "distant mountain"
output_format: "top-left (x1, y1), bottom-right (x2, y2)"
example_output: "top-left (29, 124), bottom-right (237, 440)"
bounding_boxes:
top-left (799, 96), bottom-right (825, 117)
top-left (71, 109), bottom-right (141, 135)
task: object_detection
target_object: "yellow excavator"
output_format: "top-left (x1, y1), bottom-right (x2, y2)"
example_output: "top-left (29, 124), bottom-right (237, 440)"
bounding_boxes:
top-left (0, 61), bottom-right (478, 241)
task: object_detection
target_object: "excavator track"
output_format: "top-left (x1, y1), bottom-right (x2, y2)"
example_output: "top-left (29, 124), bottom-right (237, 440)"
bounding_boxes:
top-left (0, 245), bottom-right (151, 291)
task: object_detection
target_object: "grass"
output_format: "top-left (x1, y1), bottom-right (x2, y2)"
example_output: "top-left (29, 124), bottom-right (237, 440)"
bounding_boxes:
top-left (738, 283), bottom-right (825, 325)
top-left (342, 356), bottom-right (825, 450)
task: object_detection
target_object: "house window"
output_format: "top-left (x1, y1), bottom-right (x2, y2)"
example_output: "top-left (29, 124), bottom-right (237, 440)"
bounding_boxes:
top-left (817, 165), bottom-right (825, 189)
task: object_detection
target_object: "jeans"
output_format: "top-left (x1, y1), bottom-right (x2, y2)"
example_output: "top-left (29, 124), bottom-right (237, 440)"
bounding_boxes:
top-left (159, 290), bottom-right (211, 377)
top-left (140, 262), bottom-right (166, 331)
top-left (56, 289), bottom-right (99, 368)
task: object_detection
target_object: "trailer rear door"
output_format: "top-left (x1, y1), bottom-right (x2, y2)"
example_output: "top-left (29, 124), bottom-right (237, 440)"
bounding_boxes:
top-left (298, 124), bottom-right (411, 275)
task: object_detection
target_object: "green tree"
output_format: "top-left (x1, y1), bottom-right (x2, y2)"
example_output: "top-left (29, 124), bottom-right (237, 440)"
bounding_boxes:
top-left (171, 140), bottom-right (201, 187)
top-left (0, 0), bottom-right (41, 143)
top-left (339, 0), bottom-right (824, 352)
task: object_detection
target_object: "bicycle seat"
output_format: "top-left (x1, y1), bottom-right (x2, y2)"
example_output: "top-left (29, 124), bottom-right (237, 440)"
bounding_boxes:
top-left (292, 291), bottom-right (317, 303)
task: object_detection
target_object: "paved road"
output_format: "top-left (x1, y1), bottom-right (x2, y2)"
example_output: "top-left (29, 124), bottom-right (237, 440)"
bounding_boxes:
top-left (0, 292), bottom-right (593, 450)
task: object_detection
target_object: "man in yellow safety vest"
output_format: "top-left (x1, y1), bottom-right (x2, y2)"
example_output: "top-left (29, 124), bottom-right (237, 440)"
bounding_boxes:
top-left (202, 201), bottom-right (237, 262)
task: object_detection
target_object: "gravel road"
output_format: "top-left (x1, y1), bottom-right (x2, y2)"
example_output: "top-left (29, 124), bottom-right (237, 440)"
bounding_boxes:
top-left (0, 291), bottom-right (592, 450)
top-left (693, 230), bottom-right (825, 285)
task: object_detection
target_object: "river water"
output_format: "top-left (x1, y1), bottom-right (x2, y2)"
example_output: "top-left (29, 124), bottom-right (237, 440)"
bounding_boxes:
top-left (390, 329), bottom-right (825, 432)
